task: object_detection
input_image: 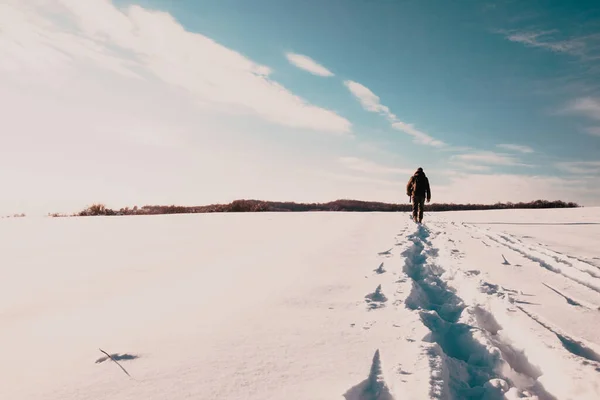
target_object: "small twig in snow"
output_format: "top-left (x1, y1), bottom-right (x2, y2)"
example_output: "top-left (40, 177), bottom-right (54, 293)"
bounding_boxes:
top-left (99, 348), bottom-right (133, 379)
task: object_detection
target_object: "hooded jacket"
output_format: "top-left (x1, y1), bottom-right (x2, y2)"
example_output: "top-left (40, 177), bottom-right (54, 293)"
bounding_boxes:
top-left (406, 168), bottom-right (431, 200)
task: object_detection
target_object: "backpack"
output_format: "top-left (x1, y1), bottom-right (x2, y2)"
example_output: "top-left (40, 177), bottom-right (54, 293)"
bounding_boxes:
top-left (407, 173), bottom-right (426, 197)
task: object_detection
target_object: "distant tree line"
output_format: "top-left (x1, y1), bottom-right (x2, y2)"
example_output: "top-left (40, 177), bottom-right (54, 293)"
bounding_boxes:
top-left (54, 199), bottom-right (580, 217)
top-left (1, 213), bottom-right (26, 218)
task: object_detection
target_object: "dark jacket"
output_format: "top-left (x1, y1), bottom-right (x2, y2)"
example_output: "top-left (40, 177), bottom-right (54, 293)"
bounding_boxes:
top-left (406, 170), bottom-right (431, 200)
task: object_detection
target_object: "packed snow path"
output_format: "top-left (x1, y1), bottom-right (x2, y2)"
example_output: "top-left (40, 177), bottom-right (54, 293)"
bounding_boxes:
top-left (1, 209), bottom-right (600, 399)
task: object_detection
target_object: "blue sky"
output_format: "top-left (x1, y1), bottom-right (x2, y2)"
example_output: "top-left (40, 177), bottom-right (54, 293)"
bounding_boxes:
top-left (1, 0), bottom-right (599, 214)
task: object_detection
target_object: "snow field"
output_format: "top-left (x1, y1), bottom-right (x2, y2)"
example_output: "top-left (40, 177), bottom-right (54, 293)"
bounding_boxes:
top-left (1, 209), bottom-right (599, 399)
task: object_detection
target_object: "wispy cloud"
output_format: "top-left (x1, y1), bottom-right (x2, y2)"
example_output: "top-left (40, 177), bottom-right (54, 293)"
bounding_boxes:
top-left (390, 121), bottom-right (445, 147)
top-left (496, 143), bottom-right (534, 153)
top-left (584, 126), bottom-right (600, 137)
top-left (319, 172), bottom-right (398, 188)
top-left (285, 52), bottom-right (334, 77)
top-left (452, 151), bottom-right (530, 167)
top-left (343, 80), bottom-right (444, 147)
top-left (435, 173), bottom-right (598, 205)
top-left (344, 81), bottom-right (395, 117)
top-left (566, 97), bottom-right (600, 120)
top-left (338, 157), bottom-right (411, 175)
top-left (500, 28), bottom-right (600, 66)
top-left (0, 1), bottom-right (351, 134)
top-left (556, 160), bottom-right (600, 175)
top-left (448, 162), bottom-right (492, 172)
top-left (438, 145), bottom-right (475, 153)
top-left (503, 30), bottom-right (584, 55)
top-left (563, 97), bottom-right (600, 136)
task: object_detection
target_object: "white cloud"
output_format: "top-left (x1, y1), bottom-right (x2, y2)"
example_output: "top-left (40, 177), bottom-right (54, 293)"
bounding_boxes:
top-left (338, 157), bottom-right (412, 175)
top-left (448, 162), bottom-right (492, 172)
top-left (390, 121), bottom-right (445, 147)
top-left (503, 30), bottom-right (584, 55)
top-left (0, 0), bottom-right (351, 134)
top-left (0, 0), bottom-right (359, 215)
top-left (316, 170), bottom-right (599, 206)
top-left (556, 160), bottom-right (600, 175)
top-left (343, 80), bottom-right (444, 147)
top-left (452, 151), bottom-right (527, 166)
top-left (563, 98), bottom-right (600, 136)
top-left (434, 173), bottom-right (599, 206)
top-left (319, 172), bottom-right (398, 187)
top-left (3, 2), bottom-right (599, 213)
top-left (285, 52), bottom-right (334, 77)
top-left (438, 145), bottom-right (475, 153)
top-left (344, 80), bottom-right (394, 117)
top-left (496, 144), bottom-right (534, 154)
top-left (584, 126), bottom-right (600, 136)
top-left (566, 97), bottom-right (600, 120)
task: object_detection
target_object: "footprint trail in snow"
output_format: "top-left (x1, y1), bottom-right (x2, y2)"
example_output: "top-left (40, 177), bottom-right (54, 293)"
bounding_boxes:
top-left (349, 215), bottom-right (600, 400)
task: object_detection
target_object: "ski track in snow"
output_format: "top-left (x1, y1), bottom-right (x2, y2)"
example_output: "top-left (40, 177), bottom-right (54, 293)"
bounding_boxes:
top-left (516, 305), bottom-right (600, 365)
top-left (541, 283), bottom-right (585, 308)
top-left (467, 225), bottom-right (600, 295)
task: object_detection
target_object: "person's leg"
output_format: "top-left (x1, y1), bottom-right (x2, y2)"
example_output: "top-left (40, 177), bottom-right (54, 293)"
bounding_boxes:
top-left (412, 197), bottom-right (419, 222)
top-left (418, 197), bottom-right (425, 222)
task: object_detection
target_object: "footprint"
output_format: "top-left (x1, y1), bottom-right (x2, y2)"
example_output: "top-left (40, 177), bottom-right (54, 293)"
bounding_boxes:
top-left (363, 321), bottom-right (377, 330)
top-left (396, 366), bottom-right (412, 375)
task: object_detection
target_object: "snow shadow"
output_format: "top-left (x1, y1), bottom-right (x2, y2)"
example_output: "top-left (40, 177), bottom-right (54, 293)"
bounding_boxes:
top-left (518, 306), bottom-right (600, 364)
top-left (374, 262), bottom-right (386, 274)
top-left (542, 283), bottom-right (582, 307)
top-left (557, 334), bottom-right (600, 363)
top-left (365, 285), bottom-right (388, 310)
top-left (343, 349), bottom-right (395, 400)
top-left (95, 353), bottom-right (139, 364)
top-left (378, 249), bottom-right (393, 257)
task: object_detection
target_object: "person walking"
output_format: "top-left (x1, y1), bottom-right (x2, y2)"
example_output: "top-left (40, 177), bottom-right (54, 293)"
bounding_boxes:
top-left (406, 167), bottom-right (431, 223)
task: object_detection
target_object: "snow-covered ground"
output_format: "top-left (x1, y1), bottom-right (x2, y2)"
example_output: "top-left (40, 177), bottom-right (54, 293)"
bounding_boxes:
top-left (1, 209), bottom-right (599, 399)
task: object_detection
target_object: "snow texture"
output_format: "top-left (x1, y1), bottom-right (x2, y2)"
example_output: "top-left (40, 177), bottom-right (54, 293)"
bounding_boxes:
top-left (1, 208), bottom-right (600, 399)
